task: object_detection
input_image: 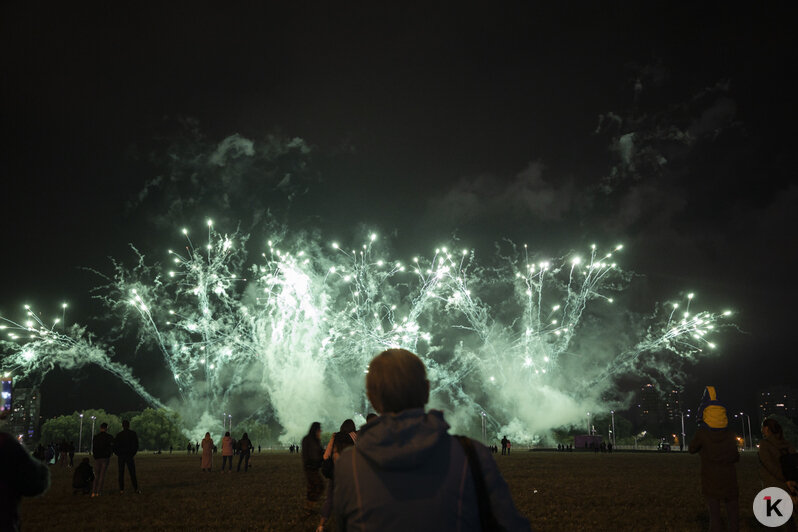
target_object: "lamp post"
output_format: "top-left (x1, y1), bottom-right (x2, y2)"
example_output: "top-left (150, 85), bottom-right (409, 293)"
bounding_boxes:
top-left (586, 412), bottom-right (591, 435)
top-left (78, 413), bottom-right (84, 453)
top-left (680, 411), bottom-right (686, 452)
top-left (738, 412), bottom-right (747, 450)
top-left (480, 411), bottom-right (487, 444)
top-left (90, 416), bottom-right (96, 454)
top-left (223, 412), bottom-right (226, 432)
top-left (746, 414), bottom-right (753, 451)
top-left (61, 303), bottom-right (67, 331)
top-left (228, 414), bottom-right (232, 433)
top-left (611, 410), bottom-right (616, 447)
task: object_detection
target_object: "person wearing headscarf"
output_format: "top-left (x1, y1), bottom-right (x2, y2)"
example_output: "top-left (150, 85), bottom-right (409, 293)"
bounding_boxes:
top-left (689, 386), bottom-right (739, 531)
top-left (201, 432), bottom-right (213, 472)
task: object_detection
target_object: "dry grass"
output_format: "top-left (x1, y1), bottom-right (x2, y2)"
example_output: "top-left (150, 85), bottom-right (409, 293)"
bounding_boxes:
top-left (21, 450), bottom-right (767, 531)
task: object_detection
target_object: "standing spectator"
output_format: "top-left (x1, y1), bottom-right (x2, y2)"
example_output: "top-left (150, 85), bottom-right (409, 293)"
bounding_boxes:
top-left (258, 444), bottom-right (261, 454)
top-left (91, 422), bottom-right (114, 497)
top-left (0, 430), bottom-right (50, 531)
top-left (317, 420), bottom-right (357, 532)
top-left (68, 441), bottom-right (75, 467)
top-left (333, 349), bottom-right (530, 531)
top-left (501, 435), bottom-right (508, 455)
top-left (759, 418), bottom-right (797, 530)
top-left (201, 432), bottom-right (214, 472)
top-left (689, 386), bottom-right (739, 532)
top-left (59, 439), bottom-right (69, 468)
top-left (221, 432), bottom-right (233, 472)
top-left (72, 457), bottom-right (94, 495)
top-left (114, 419), bottom-right (140, 494)
top-left (302, 422), bottom-right (324, 510)
top-left (237, 432), bottom-right (252, 472)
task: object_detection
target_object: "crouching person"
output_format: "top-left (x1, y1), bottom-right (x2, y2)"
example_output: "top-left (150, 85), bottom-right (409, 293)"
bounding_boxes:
top-left (334, 348), bottom-right (530, 531)
top-left (72, 457), bottom-right (94, 495)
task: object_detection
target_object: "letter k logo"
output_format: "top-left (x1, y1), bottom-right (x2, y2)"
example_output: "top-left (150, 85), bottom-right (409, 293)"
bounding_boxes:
top-left (765, 496), bottom-right (783, 517)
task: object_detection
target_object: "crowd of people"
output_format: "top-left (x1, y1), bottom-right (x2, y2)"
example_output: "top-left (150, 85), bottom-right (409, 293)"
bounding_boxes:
top-left (2, 351), bottom-right (798, 531)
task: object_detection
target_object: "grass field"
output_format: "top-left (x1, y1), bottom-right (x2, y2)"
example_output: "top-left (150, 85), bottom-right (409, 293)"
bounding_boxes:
top-left (20, 450), bottom-right (769, 531)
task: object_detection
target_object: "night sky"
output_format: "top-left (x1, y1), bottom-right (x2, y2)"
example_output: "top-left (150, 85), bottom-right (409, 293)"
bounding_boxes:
top-left (1, 4), bottom-right (795, 420)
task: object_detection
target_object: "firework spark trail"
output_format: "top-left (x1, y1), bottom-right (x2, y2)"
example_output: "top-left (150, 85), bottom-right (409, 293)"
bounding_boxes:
top-left (0, 224), bottom-right (732, 442)
top-left (0, 313), bottom-right (165, 410)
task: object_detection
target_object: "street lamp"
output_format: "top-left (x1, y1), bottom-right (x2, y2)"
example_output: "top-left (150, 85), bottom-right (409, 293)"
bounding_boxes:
top-left (738, 412), bottom-right (748, 450)
top-left (61, 303), bottom-right (67, 331)
top-left (223, 412), bottom-right (226, 432)
top-left (228, 414), bottom-right (232, 433)
top-left (78, 413), bottom-right (84, 453)
top-left (680, 411), bottom-right (686, 452)
top-left (480, 411), bottom-right (487, 444)
top-left (90, 416), bottom-right (96, 454)
top-left (586, 412), bottom-right (591, 435)
top-left (746, 414), bottom-right (753, 451)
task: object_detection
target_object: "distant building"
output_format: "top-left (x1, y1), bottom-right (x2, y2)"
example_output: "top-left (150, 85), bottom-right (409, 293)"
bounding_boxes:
top-left (634, 384), bottom-right (662, 432)
top-left (663, 389), bottom-right (682, 422)
top-left (8, 386), bottom-right (41, 444)
top-left (759, 386), bottom-right (797, 422)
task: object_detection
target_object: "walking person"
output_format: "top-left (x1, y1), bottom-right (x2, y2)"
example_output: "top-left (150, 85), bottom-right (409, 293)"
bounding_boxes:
top-left (689, 386), bottom-right (739, 532)
top-left (201, 432), bottom-right (213, 472)
top-left (221, 431), bottom-right (233, 472)
top-left (237, 432), bottom-right (252, 472)
top-left (114, 419), bottom-right (140, 494)
top-left (333, 348), bottom-right (530, 531)
top-left (91, 422), bottom-right (114, 497)
top-left (317, 420), bottom-right (357, 532)
top-left (301, 422), bottom-right (324, 511)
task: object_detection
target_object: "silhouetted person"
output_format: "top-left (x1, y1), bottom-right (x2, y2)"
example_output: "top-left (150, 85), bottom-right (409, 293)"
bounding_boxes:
top-left (114, 419), bottom-right (140, 494)
top-left (201, 432), bottom-right (213, 472)
top-left (237, 432), bottom-right (252, 472)
top-left (91, 422), bottom-right (114, 497)
top-left (759, 418), bottom-right (797, 531)
top-left (334, 348), bottom-right (530, 531)
top-left (68, 441), bottom-right (75, 467)
top-left (501, 435), bottom-right (508, 455)
top-left (0, 430), bottom-right (50, 530)
top-left (302, 422), bottom-right (324, 510)
top-left (72, 457), bottom-right (94, 495)
top-left (221, 432), bottom-right (233, 472)
top-left (689, 386), bottom-right (739, 532)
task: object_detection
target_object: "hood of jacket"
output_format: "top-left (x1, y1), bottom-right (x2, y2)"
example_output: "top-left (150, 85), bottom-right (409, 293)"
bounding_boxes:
top-left (763, 434), bottom-right (793, 453)
top-left (355, 408), bottom-right (450, 471)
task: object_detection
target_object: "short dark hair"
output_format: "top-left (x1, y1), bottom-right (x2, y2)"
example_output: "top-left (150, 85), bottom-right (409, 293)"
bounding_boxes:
top-left (366, 349), bottom-right (429, 414)
top-left (100, 422), bottom-right (108, 429)
top-left (366, 413), bottom-right (377, 422)
top-left (122, 419), bottom-right (130, 429)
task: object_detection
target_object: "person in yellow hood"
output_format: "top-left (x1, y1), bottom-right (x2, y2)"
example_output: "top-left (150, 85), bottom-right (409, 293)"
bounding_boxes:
top-left (689, 386), bottom-right (740, 531)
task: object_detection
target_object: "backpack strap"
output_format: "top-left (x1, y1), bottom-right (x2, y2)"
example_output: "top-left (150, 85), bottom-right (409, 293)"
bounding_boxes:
top-left (455, 436), bottom-right (500, 531)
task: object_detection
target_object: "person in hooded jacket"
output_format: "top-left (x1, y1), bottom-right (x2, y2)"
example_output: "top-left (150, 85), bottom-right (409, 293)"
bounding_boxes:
top-left (689, 386), bottom-right (739, 532)
top-left (91, 422), bottom-right (114, 497)
top-left (333, 348), bottom-right (530, 532)
top-left (759, 418), bottom-right (797, 531)
top-left (114, 419), bottom-right (140, 494)
top-left (302, 422), bottom-right (324, 510)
